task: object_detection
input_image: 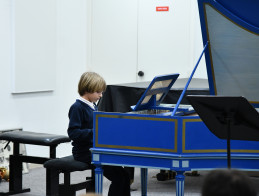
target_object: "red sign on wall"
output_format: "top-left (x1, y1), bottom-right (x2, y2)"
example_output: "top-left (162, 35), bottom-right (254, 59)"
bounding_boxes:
top-left (156, 6), bottom-right (169, 12)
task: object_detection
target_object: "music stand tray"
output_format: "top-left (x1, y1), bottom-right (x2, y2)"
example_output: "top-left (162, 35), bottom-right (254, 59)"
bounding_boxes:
top-left (187, 95), bottom-right (259, 168)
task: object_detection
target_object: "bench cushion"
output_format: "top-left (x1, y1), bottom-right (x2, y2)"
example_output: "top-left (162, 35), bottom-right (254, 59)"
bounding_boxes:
top-left (44, 155), bottom-right (91, 172)
top-left (0, 130), bottom-right (71, 146)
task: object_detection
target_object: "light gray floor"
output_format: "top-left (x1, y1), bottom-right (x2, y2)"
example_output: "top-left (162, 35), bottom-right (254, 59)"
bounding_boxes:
top-left (0, 166), bottom-right (259, 196)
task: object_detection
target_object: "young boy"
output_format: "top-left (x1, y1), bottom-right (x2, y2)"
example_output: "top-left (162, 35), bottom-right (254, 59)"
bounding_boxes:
top-left (67, 72), bottom-right (131, 196)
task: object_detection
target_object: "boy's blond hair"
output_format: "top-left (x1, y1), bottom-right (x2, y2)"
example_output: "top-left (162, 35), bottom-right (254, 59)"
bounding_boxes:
top-left (78, 72), bottom-right (106, 96)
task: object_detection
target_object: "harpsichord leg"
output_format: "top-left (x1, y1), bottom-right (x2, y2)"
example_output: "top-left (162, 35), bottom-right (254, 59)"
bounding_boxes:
top-left (175, 171), bottom-right (185, 196)
top-left (95, 164), bottom-right (103, 195)
top-left (141, 168), bottom-right (148, 196)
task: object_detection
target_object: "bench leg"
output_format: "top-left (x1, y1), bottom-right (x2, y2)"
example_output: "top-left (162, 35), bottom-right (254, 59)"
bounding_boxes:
top-left (59, 188), bottom-right (75, 196)
top-left (59, 172), bottom-right (76, 196)
top-left (86, 169), bottom-right (95, 193)
top-left (0, 155), bottom-right (30, 195)
top-left (9, 155), bottom-right (23, 191)
top-left (46, 169), bottom-right (59, 196)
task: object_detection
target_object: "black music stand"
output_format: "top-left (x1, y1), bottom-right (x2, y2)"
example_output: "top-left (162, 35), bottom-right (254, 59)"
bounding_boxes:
top-left (187, 95), bottom-right (259, 168)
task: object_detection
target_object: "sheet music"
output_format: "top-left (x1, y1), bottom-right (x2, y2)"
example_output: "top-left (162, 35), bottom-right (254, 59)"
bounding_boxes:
top-left (159, 104), bottom-right (193, 110)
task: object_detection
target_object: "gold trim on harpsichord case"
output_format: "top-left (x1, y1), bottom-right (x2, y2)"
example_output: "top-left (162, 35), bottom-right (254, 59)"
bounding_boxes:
top-left (204, 3), bottom-right (259, 36)
top-left (203, 3), bottom-right (217, 95)
top-left (95, 114), bottom-right (178, 153)
top-left (182, 119), bottom-right (259, 153)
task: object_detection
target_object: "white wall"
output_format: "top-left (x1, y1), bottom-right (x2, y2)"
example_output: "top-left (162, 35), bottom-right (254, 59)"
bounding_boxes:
top-left (0, 0), bottom-right (22, 130)
top-left (190, 0), bottom-right (207, 78)
top-left (12, 0), bottom-right (56, 93)
top-left (90, 0), bottom-right (139, 84)
top-left (90, 0), bottom-right (207, 84)
top-left (0, 0), bottom-right (89, 157)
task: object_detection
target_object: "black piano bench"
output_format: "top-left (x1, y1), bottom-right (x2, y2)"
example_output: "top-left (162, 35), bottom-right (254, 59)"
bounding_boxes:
top-left (0, 130), bottom-right (71, 196)
top-left (44, 155), bottom-right (95, 196)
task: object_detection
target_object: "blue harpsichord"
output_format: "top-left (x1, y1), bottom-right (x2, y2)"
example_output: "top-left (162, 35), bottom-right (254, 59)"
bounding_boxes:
top-left (91, 0), bottom-right (259, 195)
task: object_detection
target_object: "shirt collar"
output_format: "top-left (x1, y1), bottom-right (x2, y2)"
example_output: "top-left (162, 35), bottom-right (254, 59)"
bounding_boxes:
top-left (78, 97), bottom-right (96, 110)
